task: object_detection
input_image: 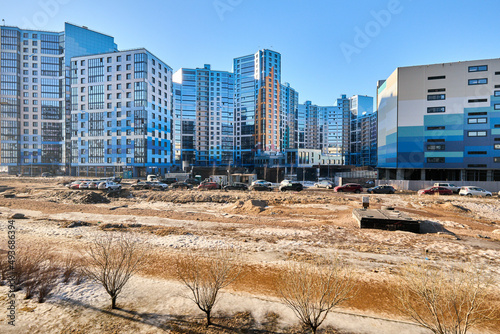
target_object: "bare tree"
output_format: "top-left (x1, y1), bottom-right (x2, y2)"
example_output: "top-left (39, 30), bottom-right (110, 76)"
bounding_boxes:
top-left (276, 258), bottom-right (357, 334)
top-left (175, 249), bottom-right (241, 327)
top-left (395, 263), bottom-right (498, 334)
top-left (82, 234), bottom-right (146, 309)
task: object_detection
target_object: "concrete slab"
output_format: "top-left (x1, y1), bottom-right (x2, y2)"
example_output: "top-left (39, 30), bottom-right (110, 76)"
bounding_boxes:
top-left (352, 208), bottom-right (420, 233)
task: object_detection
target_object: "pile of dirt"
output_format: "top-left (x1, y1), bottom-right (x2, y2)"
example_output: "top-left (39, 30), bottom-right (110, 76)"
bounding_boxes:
top-left (440, 202), bottom-right (471, 213)
top-left (74, 191), bottom-right (110, 204)
top-left (229, 199), bottom-right (268, 214)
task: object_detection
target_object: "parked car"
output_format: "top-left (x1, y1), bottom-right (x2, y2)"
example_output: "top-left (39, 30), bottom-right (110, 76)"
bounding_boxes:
top-left (367, 185), bottom-right (395, 194)
top-left (279, 182), bottom-right (303, 192)
top-left (314, 180), bottom-right (335, 189)
top-left (87, 180), bottom-right (101, 190)
top-left (160, 177), bottom-right (178, 185)
top-left (197, 182), bottom-right (220, 190)
top-left (185, 178), bottom-right (201, 186)
top-left (41, 172), bottom-right (53, 177)
top-left (418, 186), bottom-right (452, 195)
top-left (251, 179), bottom-right (273, 187)
top-left (149, 181), bottom-right (169, 190)
top-left (98, 181), bottom-right (122, 191)
top-left (171, 181), bottom-right (193, 190)
top-left (131, 181), bottom-right (152, 190)
top-left (334, 183), bottom-right (363, 193)
top-left (78, 181), bottom-right (91, 190)
top-left (67, 180), bottom-right (84, 189)
top-left (249, 183), bottom-right (273, 191)
top-left (223, 182), bottom-right (248, 191)
top-left (459, 186), bottom-right (492, 197)
top-left (433, 183), bottom-right (461, 194)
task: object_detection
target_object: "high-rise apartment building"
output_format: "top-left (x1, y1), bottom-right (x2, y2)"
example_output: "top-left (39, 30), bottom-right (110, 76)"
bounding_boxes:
top-left (0, 23), bottom-right (117, 175)
top-left (234, 49), bottom-right (281, 166)
top-left (297, 101), bottom-right (343, 163)
top-left (280, 82), bottom-right (299, 150)
top-left (347, 95), bottom-right (376, 166)
top-left (69, 49), bottom-right (173, 177)
top-left (173, 65), bottom-right (234, 167)
top-left (378, 58), bottom-right (500, 181)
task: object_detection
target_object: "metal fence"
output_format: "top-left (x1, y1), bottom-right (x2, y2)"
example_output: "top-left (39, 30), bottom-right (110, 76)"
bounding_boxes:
top-left (376, 180), bottom-right (500, 192)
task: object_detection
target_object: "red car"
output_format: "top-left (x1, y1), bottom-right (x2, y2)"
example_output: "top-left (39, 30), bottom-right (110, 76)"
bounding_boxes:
top-left (334, 183), bottom-right (363, 193)
top-left (197, 182), bottom-right (220, 190)
top-left (418, 187), bottom-right (453, 195)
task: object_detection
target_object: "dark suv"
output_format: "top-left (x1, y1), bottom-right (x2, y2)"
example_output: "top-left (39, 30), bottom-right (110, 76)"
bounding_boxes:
top-left (279, 182), bottom-right (303, 192)
top-left (334, 183), bottom-right (363, 193)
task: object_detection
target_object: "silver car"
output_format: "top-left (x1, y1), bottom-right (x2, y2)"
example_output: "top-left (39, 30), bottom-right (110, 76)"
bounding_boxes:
top-left (459, 186), bottom-right (492, 197)
top-left (314, 180), bottom-right (335, 189)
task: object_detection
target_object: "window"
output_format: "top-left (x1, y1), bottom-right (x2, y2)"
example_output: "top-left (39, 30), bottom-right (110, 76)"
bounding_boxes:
top-left (468, 117), bottom-right (487, 124)
top-left (427, 157), bottom-right (445, 163)
top-left (468, 111), bottom-right (487, 116)
top-left (428, 75), bottom-right (445, 80)
top-left (427, 88), bottom-right (445, 93)
top-left (468, 151), bottom-right (487, 155)
top-left (494, 157), bottom-right (500, 163)
top-left (427, 94), bottom-right (445, 101)
top-left (494, 144), bottom-right (500, 150)
top-left (427, 144), bottom-right (445, 150)
top-left (495, 104), bottom-right (500, 110)
top-left (495, 91), bottom-right (500, 97)
top-left (427, 126), bottom-right (445, 130)
top-left (427, 106), bottom-right (445, 113)
top-left (468, 131), bottom-right (487, 137)
top-left (469, 99), bottom-right (488, 103)
top-left (468, 65), bottom-right (488, 72)
top-left (468, 78), bottom-right (488, 85)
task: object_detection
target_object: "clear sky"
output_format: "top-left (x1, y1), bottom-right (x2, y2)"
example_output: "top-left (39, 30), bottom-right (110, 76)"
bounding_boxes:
top-left (3, 0), bottom-right (500, 106)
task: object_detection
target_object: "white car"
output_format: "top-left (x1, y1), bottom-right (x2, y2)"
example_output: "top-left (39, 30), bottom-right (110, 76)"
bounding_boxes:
top-left (459, 186), bottom-right (492, 197)
top-left (251, 180), bottom-right (272, 187)
top-left (149, 181), bottom-right (169, 190)
top-left (98, 181), bottom-right (122, 191)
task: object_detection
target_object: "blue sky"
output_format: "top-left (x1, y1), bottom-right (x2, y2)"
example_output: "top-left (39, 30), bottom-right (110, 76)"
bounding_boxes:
top-left (3, 0), bottom-right (500, 106)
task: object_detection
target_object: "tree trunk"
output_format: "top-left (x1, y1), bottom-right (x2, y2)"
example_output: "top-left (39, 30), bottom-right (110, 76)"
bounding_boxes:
top-left (311, 326), bottom-right (317, 334)
top-left (205, 310), bottom-right (211, 328)
top-left (111, 295), bottom-right (117, 309)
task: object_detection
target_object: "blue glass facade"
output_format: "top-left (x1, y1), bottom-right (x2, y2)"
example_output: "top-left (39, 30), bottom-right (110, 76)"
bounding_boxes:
top-left (173, 65), bottom-right (234, 167)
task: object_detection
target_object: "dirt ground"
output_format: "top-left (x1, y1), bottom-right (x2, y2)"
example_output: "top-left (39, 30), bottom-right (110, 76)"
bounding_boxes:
top-left (0, 176), bottom-right (499, 334)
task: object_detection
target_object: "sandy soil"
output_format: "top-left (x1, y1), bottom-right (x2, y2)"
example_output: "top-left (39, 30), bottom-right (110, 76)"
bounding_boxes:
top-left (0, 176), bottom-right (499, 334)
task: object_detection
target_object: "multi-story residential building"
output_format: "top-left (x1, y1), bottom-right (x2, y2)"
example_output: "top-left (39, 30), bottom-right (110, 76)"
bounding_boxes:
top-left (173, 65), bottom-right (234, 167)
top-left (234, 49), bottom-right (281, 166)
top-left (69, 48), bottom-right (173, 177)
top-left (0, 23), bottom-right (117, 175)
top-left (280, 82), bottom-right (298, 150)
top-left (297, 101), bottom-right (343, 162)
top-left (347, 95), bottom-right (376, 166)
top-left (378, 58), bottom-right (500, 181)
top-left (318, 105), bottom-right (343, 158)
